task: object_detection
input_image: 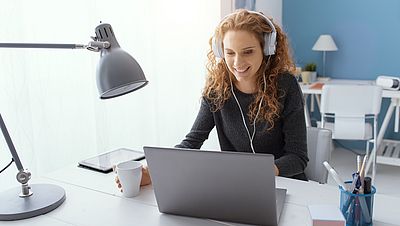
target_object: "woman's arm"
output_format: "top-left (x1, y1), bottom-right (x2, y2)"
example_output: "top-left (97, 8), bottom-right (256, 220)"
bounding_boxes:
top-left (274, 75), bottom-right (309, 177)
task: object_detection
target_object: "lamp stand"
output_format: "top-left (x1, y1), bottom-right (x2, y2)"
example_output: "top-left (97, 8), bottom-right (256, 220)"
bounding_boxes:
top-left (322, 50), bottom-right (326, 77)
top-left (0, 114), bottom-right (66, 220)
top-left (0, 184), bottom-right (66, 220)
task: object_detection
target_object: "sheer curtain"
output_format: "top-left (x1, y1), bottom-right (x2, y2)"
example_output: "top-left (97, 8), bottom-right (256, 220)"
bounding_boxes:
top-left (0, 0), bottom-right (220, 190)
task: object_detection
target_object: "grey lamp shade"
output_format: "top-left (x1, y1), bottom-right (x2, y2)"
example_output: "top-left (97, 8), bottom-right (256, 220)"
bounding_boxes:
top-left (94, 23), bottom-right (148, 99)
top-left (96, 48), bottom-right (148, 99)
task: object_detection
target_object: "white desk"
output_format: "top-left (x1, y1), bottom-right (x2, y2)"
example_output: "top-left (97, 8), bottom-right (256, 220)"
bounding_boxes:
top-left (301, 80), bottom-right (400, 167)
top-left (1, 165), bottom-right (399, 226)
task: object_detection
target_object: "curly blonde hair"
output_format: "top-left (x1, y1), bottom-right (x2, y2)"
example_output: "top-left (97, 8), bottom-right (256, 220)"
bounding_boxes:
top-left (203, 9), bottom-right (295, 129)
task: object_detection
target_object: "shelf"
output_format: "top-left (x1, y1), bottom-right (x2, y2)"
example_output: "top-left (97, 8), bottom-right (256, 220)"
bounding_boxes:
top-left (376, 139), bottom-right (400, 166)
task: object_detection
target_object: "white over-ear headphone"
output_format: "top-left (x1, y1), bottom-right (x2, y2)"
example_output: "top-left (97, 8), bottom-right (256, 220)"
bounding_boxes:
top-left (211, 11), bottom-right (277, 58)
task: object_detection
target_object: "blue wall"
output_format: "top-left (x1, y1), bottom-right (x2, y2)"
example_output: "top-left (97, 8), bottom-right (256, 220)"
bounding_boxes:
top-left (283, 0), bottom-right (400, 80)
top-left (283, 0), bottom-right (400, 145)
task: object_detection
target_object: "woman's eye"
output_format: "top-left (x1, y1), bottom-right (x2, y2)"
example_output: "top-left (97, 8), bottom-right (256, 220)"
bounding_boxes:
top-left (244, 50), bottom-right (253, 54)
top-left (226, 52), bottom-right (235, 56)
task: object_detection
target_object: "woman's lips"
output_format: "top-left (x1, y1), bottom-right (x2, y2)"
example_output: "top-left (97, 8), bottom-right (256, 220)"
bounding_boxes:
top-left (235, 66), bottom-right (250, 73)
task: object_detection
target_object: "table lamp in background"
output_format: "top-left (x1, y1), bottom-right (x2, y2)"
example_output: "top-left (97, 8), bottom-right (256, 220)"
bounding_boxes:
top-left (312, 34), bottom-right (338, 79)
top-left (0, 23), bottom-right (148, 220)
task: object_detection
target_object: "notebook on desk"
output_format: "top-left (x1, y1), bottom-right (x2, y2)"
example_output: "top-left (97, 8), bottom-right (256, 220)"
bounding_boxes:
top-left (309, 82), bottom-right (325, 90)
top-left (143, 146), bottom-right (287, 226)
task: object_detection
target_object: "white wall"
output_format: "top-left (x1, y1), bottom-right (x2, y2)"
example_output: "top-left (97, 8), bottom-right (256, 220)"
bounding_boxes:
top-left (256, 0), bottom-right (282, 26)
top-left (0, 0), bottom-right (220, 190)
top-left (220, 0), bottom-right (282, 26)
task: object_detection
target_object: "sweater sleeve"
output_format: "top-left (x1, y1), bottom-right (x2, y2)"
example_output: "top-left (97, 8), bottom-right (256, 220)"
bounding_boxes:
top-left (175, 97), bottom-right (215, 149)
top-left (274, 75), bottom-right (309, 177)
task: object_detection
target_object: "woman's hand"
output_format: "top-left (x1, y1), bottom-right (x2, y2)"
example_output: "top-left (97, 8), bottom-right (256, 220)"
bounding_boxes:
top-left (115, 165), bottom-right (152, 192)
top-left (140, 165), bottom-right (152, 186)
top-left (274, 164), bottom-right (279, 176)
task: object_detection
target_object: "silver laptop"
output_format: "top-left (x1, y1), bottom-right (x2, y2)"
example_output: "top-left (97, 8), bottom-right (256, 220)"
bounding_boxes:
top-left (143, 146), bottom-right (287, 226)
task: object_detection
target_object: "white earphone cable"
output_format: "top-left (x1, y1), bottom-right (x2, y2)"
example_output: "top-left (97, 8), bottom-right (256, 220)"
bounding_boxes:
top-left (229, 56), bottom-right (270, 154)
top-left (230, 81), bottom-right (256, 153)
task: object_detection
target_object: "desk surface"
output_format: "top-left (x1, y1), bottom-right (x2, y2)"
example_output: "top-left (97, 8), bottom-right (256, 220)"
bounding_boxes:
top-left (1, 164), bottom-right (399, 226)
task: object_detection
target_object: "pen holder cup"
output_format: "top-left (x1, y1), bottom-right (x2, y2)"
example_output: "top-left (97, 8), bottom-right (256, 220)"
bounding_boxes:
top-left (339, 181), bottom-right (376, 226)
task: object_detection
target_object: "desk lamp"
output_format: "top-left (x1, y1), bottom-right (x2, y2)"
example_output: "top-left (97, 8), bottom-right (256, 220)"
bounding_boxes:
top-left (0, 23), bottom-right (148, 220)
top-left (312, 34), bottom-right (338, 78)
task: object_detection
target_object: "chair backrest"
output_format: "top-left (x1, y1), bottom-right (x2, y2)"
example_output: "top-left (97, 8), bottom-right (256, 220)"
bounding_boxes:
top-left (320, 84), bottom-right (382, 140)
top-left (320, 84), bottom-right (382, 116)
top-left (305, 127), bottom-right (333, 184)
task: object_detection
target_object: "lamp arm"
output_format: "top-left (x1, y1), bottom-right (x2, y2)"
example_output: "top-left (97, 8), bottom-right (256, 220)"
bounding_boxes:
top-left (0, 113), bottom-right (24, 171)
top-left (0, 41), bottom-right (110, 51)
top-left (0, 43), bottom-right (86, 49)
top-left (85, 41), bottom-right (110, 52)
top-left (0, 113), bottom-right (33, 196)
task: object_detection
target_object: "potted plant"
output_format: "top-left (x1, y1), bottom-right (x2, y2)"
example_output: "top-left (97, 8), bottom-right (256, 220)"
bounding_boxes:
top-left (301, 63), bottom-right (317, 83)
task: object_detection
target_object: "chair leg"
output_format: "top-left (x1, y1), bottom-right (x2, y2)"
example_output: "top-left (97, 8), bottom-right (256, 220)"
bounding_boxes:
top-left (372, 151), bottom-right (376, 184)
top-left (365, 141), bottom-right (372, 173)
top-left (365, 118), bottom-right (379, 184)
top-left (372, 118), bottom-right (378, 184)
top-left (365, 141), bottom-right (376, 183)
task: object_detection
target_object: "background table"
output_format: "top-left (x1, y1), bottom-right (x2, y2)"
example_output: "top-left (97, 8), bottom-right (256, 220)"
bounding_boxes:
top-left (301, 80), bottom-right (400, 167)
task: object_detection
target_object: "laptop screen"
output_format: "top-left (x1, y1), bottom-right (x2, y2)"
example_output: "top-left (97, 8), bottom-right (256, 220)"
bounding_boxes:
top-left (144, 146), bottom-right (286, 226)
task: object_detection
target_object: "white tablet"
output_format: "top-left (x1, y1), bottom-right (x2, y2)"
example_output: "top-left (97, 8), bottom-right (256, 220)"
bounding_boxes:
top-left (78, 148), bottom-right (145, 173)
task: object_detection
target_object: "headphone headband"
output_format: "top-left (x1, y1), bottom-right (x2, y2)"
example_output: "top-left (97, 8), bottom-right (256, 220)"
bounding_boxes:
top-left (212, 10), bottom-right (277, 58)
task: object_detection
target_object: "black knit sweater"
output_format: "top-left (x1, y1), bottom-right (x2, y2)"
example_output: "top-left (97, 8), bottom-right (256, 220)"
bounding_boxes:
top-left (176, 73), bottom-right (308, 180)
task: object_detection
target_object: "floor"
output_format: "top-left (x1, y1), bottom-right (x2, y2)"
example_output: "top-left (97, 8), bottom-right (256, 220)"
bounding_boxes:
top-left (327, 146), bottom-right (400, 198)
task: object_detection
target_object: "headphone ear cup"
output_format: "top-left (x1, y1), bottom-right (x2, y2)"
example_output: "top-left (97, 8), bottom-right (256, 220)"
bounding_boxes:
top-left (263, 32), bottom-right (276, 56)
top-left (212, 36), bottom-right (224, 59)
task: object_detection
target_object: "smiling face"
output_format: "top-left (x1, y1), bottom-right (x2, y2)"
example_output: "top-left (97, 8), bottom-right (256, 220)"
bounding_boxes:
top-left (223, 29), bottom-right (264, 91)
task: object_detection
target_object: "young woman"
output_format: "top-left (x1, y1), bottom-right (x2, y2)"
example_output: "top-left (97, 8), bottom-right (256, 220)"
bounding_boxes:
top-left (116, 9), bottom-right (308, 190)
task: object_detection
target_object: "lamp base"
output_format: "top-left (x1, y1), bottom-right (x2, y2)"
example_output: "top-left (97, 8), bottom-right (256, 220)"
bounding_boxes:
top-left (0, 183), bottom-right (66, 221)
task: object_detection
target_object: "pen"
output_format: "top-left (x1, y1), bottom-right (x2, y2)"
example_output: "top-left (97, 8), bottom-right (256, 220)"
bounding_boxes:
top-left (357, 155), bottom-right (362, 172)
top-left (358, 177), bottom-right (373, 223)
top-left (358, 195), bottom-right (372, 223)
top-left (355, 197), bottom-right (360, 225)
top-left (323, 161), bottom-right (347, 190)
top-left (359, 155), bottom-right (368, 193)
top-left (363, 177), bottom-right (372, 194)
top-left (349, 173), bottom-right (361, 194)
top-left (344, 197), bottom-right (355, 224)
top-left (359, 155), bottom-right (368, 178)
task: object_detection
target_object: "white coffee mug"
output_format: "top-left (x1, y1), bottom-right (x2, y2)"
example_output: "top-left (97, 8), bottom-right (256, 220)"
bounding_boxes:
top-left (116, 160), bottom-right (142, 197)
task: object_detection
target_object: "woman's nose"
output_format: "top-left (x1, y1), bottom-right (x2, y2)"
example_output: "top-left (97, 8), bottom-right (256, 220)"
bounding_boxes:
top-left (233, 55), bottom-right (244, 67)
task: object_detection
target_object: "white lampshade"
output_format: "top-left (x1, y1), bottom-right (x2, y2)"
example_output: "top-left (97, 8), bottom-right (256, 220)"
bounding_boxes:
top-left (312, 34), bottom-right (338, 51)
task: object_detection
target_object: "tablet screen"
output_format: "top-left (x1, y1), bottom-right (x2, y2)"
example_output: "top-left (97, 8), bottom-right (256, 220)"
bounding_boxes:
top-left (78, 148), bottom-right (145, 173)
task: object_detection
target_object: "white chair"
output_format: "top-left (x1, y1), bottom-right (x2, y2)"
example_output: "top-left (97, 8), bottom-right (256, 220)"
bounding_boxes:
top-left (320, 84), bottom-right (382, 182)
top-left (305, 127), bottom-right (333, 184)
